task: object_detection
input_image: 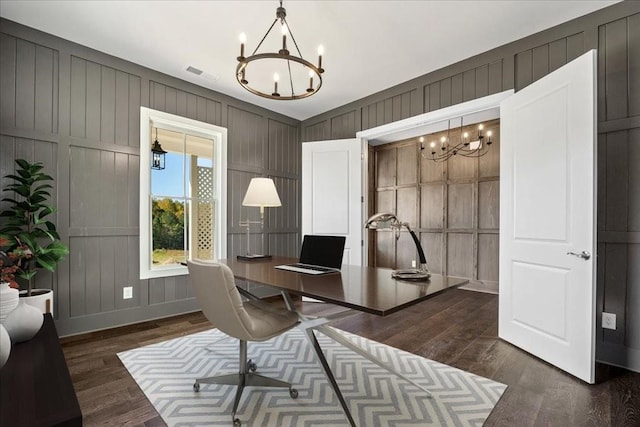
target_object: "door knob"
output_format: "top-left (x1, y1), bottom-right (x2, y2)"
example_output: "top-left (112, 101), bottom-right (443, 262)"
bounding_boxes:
top-left (566, 250), bottom-right (591, 260)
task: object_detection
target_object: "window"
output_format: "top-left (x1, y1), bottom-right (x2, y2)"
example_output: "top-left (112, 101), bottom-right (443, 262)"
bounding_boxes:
top-left (139, 107), bottom-right (227, 279)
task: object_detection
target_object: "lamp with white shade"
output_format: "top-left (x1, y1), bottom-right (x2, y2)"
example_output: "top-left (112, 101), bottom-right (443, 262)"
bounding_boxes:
top-left (238, 177), bottom-right (282, 260)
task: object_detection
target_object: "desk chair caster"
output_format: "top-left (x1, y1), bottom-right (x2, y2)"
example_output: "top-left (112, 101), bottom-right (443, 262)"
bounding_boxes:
top-left (231, 388), bottom-right (297, 426)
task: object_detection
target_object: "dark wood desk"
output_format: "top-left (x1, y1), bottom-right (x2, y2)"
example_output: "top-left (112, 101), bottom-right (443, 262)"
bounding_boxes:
top-left (0, 314), bottom-right (82, 426)
top-left (220, 257), bottom-right (468, 426)
top-left (221, 256), bottom-right (467, 315)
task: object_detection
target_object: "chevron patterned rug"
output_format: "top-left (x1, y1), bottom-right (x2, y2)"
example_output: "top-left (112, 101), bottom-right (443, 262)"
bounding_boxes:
top-left (118, 327), bottom-right (506, 426)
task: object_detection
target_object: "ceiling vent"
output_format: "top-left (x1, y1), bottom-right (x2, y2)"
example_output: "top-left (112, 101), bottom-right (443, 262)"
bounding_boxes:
top-left (186, 66), bottom-right (203, 75)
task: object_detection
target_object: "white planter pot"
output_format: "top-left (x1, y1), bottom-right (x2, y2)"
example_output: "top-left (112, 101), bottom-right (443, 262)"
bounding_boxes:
top-left (20, 289), bottom-right (54, 315)
top-left (0, 323), bottom-right (10, 368)
top-left (3, 300), bottom-right (43, 343)
top-left (0, 282), bottom-right (20, 324)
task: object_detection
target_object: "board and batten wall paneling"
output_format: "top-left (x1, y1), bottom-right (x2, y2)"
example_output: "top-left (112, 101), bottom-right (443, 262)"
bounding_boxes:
top-left (515, 32), bottom-right (585, 91)
top-left (599, 126), bottom-right (640, 355)
top-left (149, 81), bottom-right (222, 126)
top-left (330, 110), bottom-right (357, 140)
top-left (595, 10), bottom-right (640, 369)
top-left (361, 89), bottom-right (418, 131)
top-left (300, 2), bottom-right (640, 371)
top-left (69, 146), bottom-right (139, 233)
top-left (0, 33), bottom-right (59, 135)
top-left (267, 176), bottom-right (299, 234)
top-left (268, 118), bottom-right (300, 176)
top-left (302, 120), bottom-right (330, 142)
top-left (423, 60), bottom-right (505, 115)
top-left (226, 114), bottom-right (300, 259)
top-left (70, 56), bottom-right (141, 146)
top-left (227, 106), bottom-right (267, 171)
top-left (0, 17), bottom-right (301, 335)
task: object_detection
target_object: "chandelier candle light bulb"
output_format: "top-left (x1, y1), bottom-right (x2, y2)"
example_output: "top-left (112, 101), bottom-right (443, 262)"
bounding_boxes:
top-left (317, 45), bottom-right (324, 72)
top-left (280, 24), bottom-right (288, 54)
top-left (273, 73), bottom-right (280, 96)
top-left (307, 69), bottom-right (315, 93)
top-left (238, 32), bottom-right (246, 60)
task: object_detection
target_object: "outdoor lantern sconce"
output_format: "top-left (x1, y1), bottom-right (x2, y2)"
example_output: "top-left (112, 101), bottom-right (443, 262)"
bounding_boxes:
top-left (151, 127), bottom-right (167, 170)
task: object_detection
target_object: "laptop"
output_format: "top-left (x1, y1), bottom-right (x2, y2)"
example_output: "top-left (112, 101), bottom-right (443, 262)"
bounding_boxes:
top-left (275, 235), bottom-right (346, 275)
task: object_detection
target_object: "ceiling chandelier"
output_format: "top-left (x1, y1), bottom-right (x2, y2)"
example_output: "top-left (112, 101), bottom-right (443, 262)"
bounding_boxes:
top-left (420, 119), bottom-right (493, 162)
top-left (236, 1), bottom-right (324, 100)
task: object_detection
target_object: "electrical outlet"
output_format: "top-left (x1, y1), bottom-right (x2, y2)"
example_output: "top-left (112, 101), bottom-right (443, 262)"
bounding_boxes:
top-left (602, 312), bottom-right (616, 330)
top-left (123, 286), bottom-right (133, 300)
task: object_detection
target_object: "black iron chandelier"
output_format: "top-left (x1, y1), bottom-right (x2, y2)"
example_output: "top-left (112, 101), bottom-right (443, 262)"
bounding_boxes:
top-left (420, 119), bottom-right (493, 162)
top-left (236, 1), bottom-right (324, 100)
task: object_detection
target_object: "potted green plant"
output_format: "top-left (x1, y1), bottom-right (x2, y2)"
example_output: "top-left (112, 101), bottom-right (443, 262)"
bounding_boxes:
top-left (0, 159), bottom-right (69, 313)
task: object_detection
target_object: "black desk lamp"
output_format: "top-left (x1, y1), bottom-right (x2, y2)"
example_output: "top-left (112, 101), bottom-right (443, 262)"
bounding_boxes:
top-left (365, 212), bottom-right (430, 281)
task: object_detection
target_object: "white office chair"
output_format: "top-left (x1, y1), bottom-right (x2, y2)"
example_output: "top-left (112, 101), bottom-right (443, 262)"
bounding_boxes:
top-left (187, 260), bottom-right (300, 427)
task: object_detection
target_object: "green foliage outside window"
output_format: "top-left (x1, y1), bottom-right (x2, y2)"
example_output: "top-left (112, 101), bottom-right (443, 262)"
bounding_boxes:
top-left (152, 198), bottom-right (185, 250)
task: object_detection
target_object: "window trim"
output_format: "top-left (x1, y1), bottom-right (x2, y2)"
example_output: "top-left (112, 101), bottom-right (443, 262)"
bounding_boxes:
top-left (139, 107), bottom-right (227, 279)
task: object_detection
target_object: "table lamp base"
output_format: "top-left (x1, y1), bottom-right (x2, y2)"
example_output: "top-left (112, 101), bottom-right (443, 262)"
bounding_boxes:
top-left (391, 269), bottom-right (431, 281)
top-left (237, 254), bottom-right (272, 261)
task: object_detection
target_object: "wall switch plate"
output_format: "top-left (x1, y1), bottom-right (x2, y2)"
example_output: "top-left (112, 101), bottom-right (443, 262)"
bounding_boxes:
top-left (602, 312), bottom-right (616, 330)
top-left (123, 286), bottom-right (133, 300)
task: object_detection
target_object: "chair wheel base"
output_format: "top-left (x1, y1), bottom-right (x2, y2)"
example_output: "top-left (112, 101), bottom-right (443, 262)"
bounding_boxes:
top-left (289, 388), bottom-right (298, 399)
top-left (193, 382), bottom-right (200, 392)
top-left (247, 360), bottom-right (257, 372)
top-left (233, 417), bottom-right (241, 426)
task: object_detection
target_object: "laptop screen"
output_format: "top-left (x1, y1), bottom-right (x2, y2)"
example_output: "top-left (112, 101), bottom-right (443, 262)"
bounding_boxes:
top-left (299, 235), bottom-right (346, 269)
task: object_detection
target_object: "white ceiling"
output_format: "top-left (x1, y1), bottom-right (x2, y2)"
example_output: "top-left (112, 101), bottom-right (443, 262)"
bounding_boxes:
top-left (0, 0), bottom-right (619, 121)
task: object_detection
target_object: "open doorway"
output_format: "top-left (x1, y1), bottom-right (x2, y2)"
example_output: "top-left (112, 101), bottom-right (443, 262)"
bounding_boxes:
top-left (367, 118), bottom-right (500, 294)
top-left (357, 90), bottom-right (512, 294)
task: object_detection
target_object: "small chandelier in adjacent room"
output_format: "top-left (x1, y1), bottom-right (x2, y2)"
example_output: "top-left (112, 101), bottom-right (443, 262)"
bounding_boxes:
top-left (421, 119), bottom-right (493, 162)
top-left (236, 0), bottom-right (324, 100)
top-left (151, 127), bottom-right (167, 170)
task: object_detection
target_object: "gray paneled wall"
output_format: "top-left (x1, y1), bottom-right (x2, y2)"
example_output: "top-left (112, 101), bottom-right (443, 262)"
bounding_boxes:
top-left (361, 89), bottom-right (419, 131)
top-left (371, 120), bottom-right (500, 288)
top-left (0, 33), bottom-right (59, 134)
top-left (302, 3), bottom-right (640, 371)
top-left (0, 18), bottom-right (301, 336)
top-left (70, 56), bottom-right (141, 145)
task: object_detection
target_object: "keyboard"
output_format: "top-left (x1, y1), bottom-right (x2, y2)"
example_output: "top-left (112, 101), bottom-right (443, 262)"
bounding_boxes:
top-left (275, 263), bottom-right (339, 275)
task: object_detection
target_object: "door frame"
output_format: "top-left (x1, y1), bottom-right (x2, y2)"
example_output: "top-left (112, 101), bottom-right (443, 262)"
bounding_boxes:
top-left (356, 90), bottom-right (514, 266)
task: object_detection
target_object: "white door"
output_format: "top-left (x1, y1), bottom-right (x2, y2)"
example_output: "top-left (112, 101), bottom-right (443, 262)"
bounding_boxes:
top-left (499, 50), bottom-right (597, 383)
top-left (302, 138), bottom-right (363, 266)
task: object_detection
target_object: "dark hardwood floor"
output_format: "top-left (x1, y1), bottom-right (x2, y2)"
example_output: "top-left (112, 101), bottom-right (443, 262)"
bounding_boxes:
top-left (60, 289), bottom-right (640, 426)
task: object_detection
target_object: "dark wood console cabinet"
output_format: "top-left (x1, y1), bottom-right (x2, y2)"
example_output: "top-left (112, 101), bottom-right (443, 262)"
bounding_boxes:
top-left (0, 314), bottom-right (82, 426)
